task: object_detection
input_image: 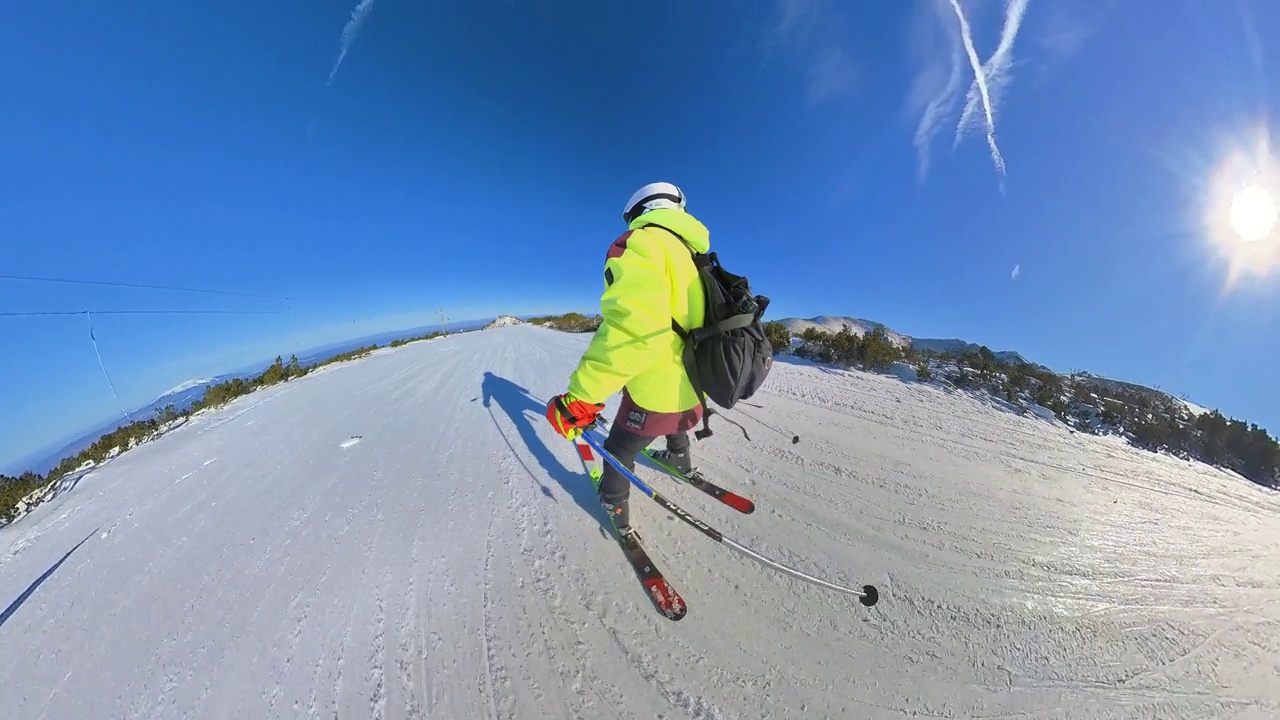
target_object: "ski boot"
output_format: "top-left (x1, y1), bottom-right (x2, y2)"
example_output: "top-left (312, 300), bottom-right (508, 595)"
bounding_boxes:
top-left (600, 496), bottom-right (641, 542)
top-left (649, 448), bottom-right (698, 477)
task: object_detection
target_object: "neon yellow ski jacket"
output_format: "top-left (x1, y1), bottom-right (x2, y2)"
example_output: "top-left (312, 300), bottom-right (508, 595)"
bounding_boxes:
top-left (567, 208), bottom-right (709, 412)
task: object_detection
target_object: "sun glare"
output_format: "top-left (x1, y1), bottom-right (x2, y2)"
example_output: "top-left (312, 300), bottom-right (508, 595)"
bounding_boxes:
top-left (1228, 184), bottom-right (1278, 243)
top-left (1204, 125), bottom-right (1280, 287)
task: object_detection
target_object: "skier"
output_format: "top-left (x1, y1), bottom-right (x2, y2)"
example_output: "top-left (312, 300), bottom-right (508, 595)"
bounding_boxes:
top-left (545, 182), bottom-right (709, 535)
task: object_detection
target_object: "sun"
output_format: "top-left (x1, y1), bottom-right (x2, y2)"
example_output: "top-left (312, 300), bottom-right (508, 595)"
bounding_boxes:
top-left (1228, 184), bottom-right (1278, 243)
top-left (1203, 125), bottom-right (1280, 286)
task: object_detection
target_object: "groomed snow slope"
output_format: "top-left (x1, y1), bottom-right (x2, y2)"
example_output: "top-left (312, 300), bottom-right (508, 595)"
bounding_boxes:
top-left (2, 325), bottom-right (1279, 719)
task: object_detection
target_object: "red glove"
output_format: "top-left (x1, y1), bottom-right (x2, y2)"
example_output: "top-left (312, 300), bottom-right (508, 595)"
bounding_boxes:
top-left (546, 393), bottom-right (604, 439)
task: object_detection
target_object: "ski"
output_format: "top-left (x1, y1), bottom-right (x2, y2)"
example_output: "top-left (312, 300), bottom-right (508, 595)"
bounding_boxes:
top-left (641, 449), bottom-right (755, 514)
top-left (593, 417), bottom-right (755, 514)
top-left (580, 430), bottom-right (880, 608)
top-left (591, 468), bottom-right (688, 621)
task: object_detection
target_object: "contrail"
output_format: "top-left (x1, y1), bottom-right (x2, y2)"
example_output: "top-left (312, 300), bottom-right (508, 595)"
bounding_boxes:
top-left (913, 10), bottom-right (965, 180)
top-left (327, 0), bottom-right (378, 86)
top-left (945, 0), bottom-right (1010, 176)
top-left (956, 0), bottom-right (1031, 148)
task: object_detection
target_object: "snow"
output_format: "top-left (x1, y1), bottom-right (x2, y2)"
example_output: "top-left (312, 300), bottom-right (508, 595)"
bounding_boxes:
top-left (1, 468), bottom-right (96, 529)
top-left (778, 318), bottom-right (1028, 364)
top-left (484, 315), bottom-right (523, 330)
top-left (1027, 402), bottom-right (1059, 423)
top-left (780, 315), bottom-right (912, 347)
top-left (3, 325), bottom-right (1279, 718)
top-left (1180, 398), bottom-right (1213, 417)
top-left (886, 361), bottom-right (918, 382)
top-left (159, 377), bottom-right (214, 399)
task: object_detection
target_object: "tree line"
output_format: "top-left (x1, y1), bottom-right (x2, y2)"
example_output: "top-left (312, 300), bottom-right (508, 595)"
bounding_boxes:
top-left (763, 321), bottom-right (1280, 490)
top-left (528, 312), bottom-right (603, 333)
top-left (773, 324), bottom-right (907, 371)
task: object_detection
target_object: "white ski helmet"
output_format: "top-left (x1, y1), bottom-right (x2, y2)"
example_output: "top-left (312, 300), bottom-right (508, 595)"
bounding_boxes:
top-left (622, 182), bottom-right (686, 223)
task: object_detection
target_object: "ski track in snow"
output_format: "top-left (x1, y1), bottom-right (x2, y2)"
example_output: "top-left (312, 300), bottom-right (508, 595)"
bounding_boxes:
top-left (2, 325), bottom-right (1280, 718)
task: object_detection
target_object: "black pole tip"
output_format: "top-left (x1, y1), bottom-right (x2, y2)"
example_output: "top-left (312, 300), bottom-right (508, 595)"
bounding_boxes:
top-left (859, 584), bottom-right (879, 607)
top-left (792, 435), bottom-right (800, 444)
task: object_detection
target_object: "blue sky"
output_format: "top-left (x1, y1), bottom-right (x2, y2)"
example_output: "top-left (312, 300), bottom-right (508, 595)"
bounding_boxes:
top-left (3, 0), bottom-right (1279, 472)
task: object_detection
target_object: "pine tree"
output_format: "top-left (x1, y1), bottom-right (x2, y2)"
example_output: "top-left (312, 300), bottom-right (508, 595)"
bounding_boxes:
top-left (762, 321), bottom-right (792, 353)
top-left (914, 361), bottom-right (932, 381)
top-left (856, 328), bottom-right (900, 370)
top-left (259, 356), bottom-right (287, 386)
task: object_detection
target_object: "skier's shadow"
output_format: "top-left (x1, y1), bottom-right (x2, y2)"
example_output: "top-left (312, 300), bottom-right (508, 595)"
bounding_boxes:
top-left (480, 372), bottom-right (612, 536)
top-left (0, 526), bottom-right (99, 630)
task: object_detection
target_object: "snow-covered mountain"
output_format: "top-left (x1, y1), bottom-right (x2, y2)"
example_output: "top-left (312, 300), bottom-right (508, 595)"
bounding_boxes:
top-left (2, 324), bottom-right (1276, 718)
top-left (484, 315), bottom-right (523, 329)
top-left (160, 377), bottom-right (213, 397)
top-left (778, 315), bottom-right (1028, 364)
top-left (780, 315), bottom-right (912, 347)
top-left (9, 373), bottom-right (242, 476)
top-left (909, 337), bottom-right (1029, 365)
top-left (146, 373), bottom-right (242, 411)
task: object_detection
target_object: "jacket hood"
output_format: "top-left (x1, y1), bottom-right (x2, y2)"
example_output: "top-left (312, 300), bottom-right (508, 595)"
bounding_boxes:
top-left (629, 208), bottom-right (710, 253)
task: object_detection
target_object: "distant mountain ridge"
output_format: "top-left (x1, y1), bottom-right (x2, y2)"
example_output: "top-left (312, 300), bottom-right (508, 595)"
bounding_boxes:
top-left (778, 316), bottom-right (1028, 366)
top-left (5, 317), bottom-right (502, 476)
top-left (779, 316), bottom-right (912, 348)
top-left (909, 338), bottom-right (1028, 366)
top-left (10, 370), bottom-right (245, 476)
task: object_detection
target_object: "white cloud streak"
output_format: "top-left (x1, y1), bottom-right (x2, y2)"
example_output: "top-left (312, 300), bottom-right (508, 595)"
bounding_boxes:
top-left (910, 1), bottom-right (965, 180)
top-left (805, 48), bottom-right (858, 105)
top-left (771, 0), bottom-right (818, 46)
top-left (327, 0), bottom-right (378, 87)
top-left (767, 1), bottom-right (858, 106)
top-left (1011, 263), bottom-right (1021, 280)
top-left (954, 0), bottom-right (1031, 159)
top-left (1037, 6), bottom-right (1096, 62)
top-left (911, 0), bottom-right (1032, 181)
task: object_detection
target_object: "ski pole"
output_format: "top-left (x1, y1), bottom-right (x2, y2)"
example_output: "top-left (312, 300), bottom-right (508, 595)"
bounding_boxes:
top-left (735, 402), bottom-right (801, 444)
top-left (577, 428), bottom-right (878, 607)
top-left (582, 419), bottom-right (757, 514)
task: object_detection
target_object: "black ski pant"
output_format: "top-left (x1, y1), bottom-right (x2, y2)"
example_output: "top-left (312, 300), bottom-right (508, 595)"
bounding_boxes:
top-left (597, 424), bottom-right (690, 507)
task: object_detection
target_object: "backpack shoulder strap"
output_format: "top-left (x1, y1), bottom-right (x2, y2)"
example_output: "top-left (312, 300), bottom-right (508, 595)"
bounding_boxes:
top-left (643, 224), bottom-right (716, 440)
